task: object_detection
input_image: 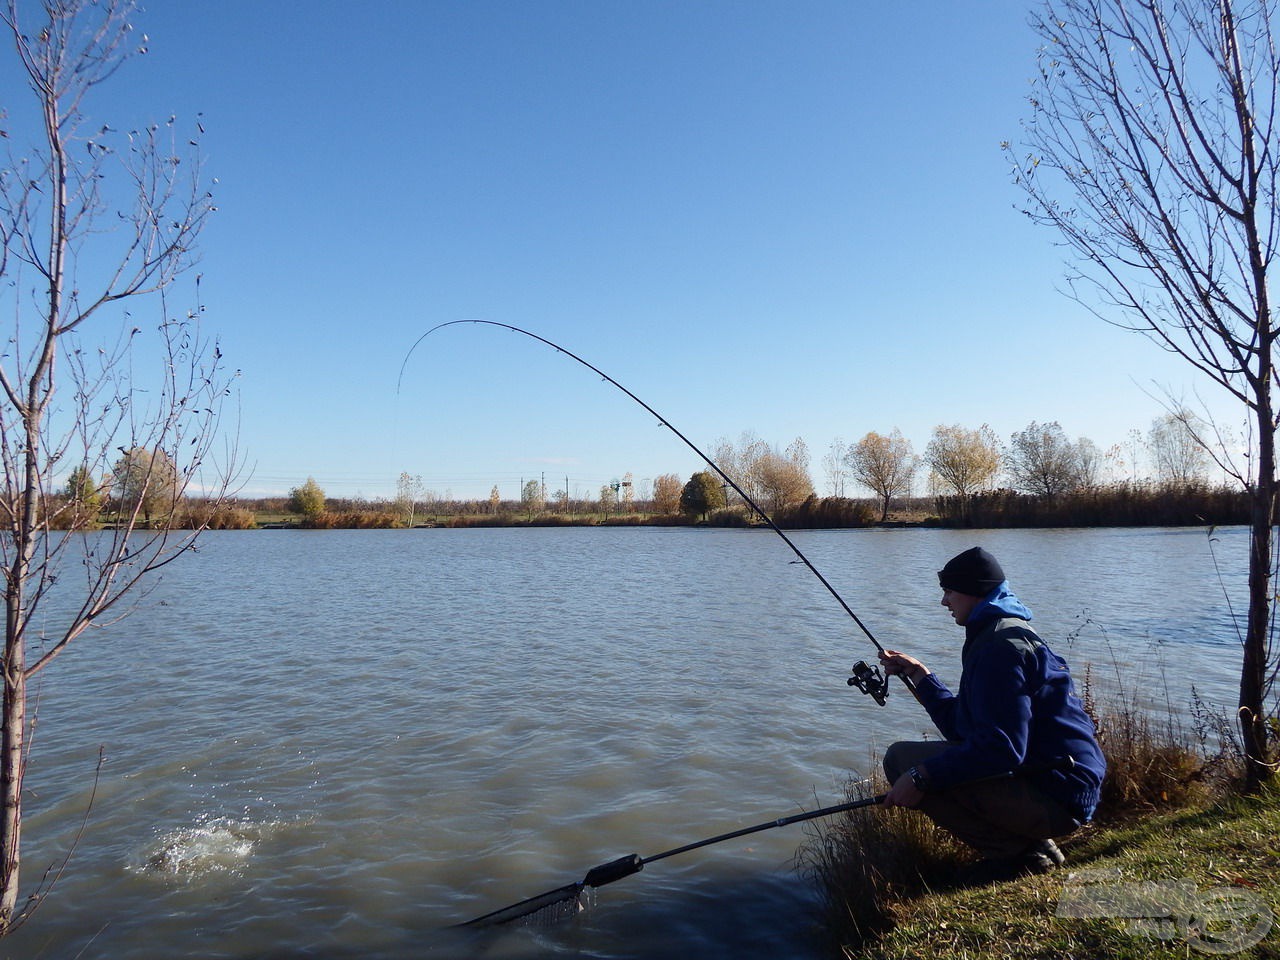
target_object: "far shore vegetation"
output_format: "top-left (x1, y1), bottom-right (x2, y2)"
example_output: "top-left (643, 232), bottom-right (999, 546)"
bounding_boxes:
top-left (52, 415), bottom-right (1260, 533)
top-left (47, 479), bottom-right (1255, 532)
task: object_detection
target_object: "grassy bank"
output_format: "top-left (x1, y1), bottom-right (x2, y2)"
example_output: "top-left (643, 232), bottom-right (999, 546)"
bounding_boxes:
top-left (836, 785), bottom-right (1279, 958)
top-left (800, 663), bottom-right (1279, 959)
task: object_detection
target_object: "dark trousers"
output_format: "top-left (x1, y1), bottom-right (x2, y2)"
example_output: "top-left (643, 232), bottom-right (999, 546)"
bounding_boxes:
top-left (883, 740), bottom-right (1081, 859)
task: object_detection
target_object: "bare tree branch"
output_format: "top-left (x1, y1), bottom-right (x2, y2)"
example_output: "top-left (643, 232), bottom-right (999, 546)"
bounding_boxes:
top-left (0, 0), bottom-right (239, 930)
top-left (1011, 0), bottom-right (1278, 787)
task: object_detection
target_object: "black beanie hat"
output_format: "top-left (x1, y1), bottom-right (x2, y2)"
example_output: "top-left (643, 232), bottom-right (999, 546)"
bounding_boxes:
top-left (937, 546), bottom-right (1005, 597)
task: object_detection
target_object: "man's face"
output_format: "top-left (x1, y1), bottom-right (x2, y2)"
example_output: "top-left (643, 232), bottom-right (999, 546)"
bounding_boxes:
top-left (941, 589), bottom-right (981, 626)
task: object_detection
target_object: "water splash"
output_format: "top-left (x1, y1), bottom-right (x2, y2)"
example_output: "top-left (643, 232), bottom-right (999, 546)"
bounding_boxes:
top-left (137, 817), bottom-right (269, 879)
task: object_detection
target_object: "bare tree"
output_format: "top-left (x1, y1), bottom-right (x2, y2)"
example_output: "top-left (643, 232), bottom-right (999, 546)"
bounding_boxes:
top-left (1004, 421), bottom-right (1085, 497)
top-left (846, 429), bottom-right (916, 522)
top-left (1075, 436), bottom-right (1104, 488)
top-left (396, 471), bottom-right (424, 526)
top-left (1122, 428), bottom-right (1149, 482)
top-left (1011, 0), bottom-right (1278, 785)
top-left (0, 0), bottom-right (236, 930)
top-left (822, 437), bottom-right (849, 497)
top-left (1149, 410), bottom-right (1210, 486)
top-left (784, 436), bottom-right (810, 475)
top-left (621, 471), bottom-right (635, 511)
top-left (713, 431), bottom-right (768, 508)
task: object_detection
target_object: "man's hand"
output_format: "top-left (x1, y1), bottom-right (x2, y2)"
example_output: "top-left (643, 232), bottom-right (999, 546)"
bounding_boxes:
top-left (879, 649), bottom-right (929, 685)
top-left (882, 770), bottom-right (925, 808)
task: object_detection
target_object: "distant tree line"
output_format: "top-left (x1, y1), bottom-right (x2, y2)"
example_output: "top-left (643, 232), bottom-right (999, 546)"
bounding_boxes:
top-left (50, 411), bottom-right (1244, 530)
top-left (207, 411), bottom-right (1245, 529)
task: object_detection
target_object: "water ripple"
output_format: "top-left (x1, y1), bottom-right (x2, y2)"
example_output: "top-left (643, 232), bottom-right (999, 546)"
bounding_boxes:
top-left (6, 526), bottom-right (1250, 959)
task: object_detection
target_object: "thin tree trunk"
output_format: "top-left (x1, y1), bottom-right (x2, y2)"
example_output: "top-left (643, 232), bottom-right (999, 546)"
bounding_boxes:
top-left (1242, 384), bottom-right (1276, 790)
top-left (0, 33), bottom-right (69, 919)
top-left (0, 636), bottom-right (24, 931)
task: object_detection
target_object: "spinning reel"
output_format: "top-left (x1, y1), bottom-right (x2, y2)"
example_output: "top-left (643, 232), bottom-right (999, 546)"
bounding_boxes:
top-left (846, 659), bottom-right (889, 706)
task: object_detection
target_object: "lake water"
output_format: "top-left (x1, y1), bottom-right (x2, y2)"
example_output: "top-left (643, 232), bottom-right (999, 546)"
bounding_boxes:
top-left (2, 525), bottom-right (1254, 959)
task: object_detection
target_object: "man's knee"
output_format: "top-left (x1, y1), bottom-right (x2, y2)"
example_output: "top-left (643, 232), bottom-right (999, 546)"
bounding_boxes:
top-left (883, 740), bottom-right (953, 783)
top-left (882, 741), bottom-right (914, 782)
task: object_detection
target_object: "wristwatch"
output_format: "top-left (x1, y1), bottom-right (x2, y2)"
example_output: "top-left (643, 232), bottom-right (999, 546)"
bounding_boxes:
top-left (908, 765), bottom-right (928, 791)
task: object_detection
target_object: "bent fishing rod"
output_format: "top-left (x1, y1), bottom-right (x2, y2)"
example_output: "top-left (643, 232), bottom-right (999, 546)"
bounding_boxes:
top-left (400, 319), bottom-right (908, 704)
top-left (456, 792), bottom-right (887, 928)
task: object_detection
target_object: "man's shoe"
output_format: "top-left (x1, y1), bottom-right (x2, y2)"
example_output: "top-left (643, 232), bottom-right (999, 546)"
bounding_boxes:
top-left (1032, 838), bottom-right (1066, 867)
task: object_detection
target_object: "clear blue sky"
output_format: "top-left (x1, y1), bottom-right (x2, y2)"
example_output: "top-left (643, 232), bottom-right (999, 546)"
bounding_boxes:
top-left (3, 1), bottom-right (1243, 500)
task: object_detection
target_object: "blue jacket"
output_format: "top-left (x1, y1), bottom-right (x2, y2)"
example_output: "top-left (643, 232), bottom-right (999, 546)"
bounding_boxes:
top-left (914, 583), bottom-right (1106, 822)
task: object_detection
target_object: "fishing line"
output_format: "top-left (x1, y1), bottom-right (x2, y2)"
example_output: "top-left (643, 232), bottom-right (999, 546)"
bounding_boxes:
top-left (398, 319), bottom-right (911, 698)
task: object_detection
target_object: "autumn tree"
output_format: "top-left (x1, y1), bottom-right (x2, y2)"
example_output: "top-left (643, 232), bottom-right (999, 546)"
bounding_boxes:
top-left (1012, 0), bottom-right (1279, 785)
top-left (846, 430), bottom-right (916, 521)
top-left (712, 432), bottom-right (812, 514)
top-left (0, 0), bottom-right (235, 930)
top-left (289, 477), bottom-right (326, 517)
top-left (651, 473), bottom-right (683, 516)
top-left (112, 447), bottom-right (180, 523)
top-left (924, 424), bottom-right (1001, 518)
top-left (680, 470), bottom-right (726, 521)
top-left (754, 450), bottom-right (814, 514)
top-left (521, 478), bottom-right (544, 511)
top-left (599, 483), bottom-right (617, 515)
top-left (1004, 421), bottom-right (1086, 498)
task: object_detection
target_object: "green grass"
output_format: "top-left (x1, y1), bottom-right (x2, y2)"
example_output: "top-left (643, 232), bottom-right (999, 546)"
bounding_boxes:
top-left (819, 784), bottom-right (1280, 959)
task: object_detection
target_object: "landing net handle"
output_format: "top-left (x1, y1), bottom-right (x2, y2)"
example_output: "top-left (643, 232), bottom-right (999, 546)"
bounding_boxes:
top-left (457, 795), bottom-right (886, 928)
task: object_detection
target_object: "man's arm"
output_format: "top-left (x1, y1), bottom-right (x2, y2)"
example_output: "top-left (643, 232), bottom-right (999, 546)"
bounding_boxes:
top-left (880, 648), bottom-right (960, 738)
top-left (919, 640), bottom-right (1034, 788)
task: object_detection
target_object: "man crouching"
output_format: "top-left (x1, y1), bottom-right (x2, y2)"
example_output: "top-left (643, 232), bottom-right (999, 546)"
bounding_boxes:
top-left (879, 546), bottom-right (1106, 884)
